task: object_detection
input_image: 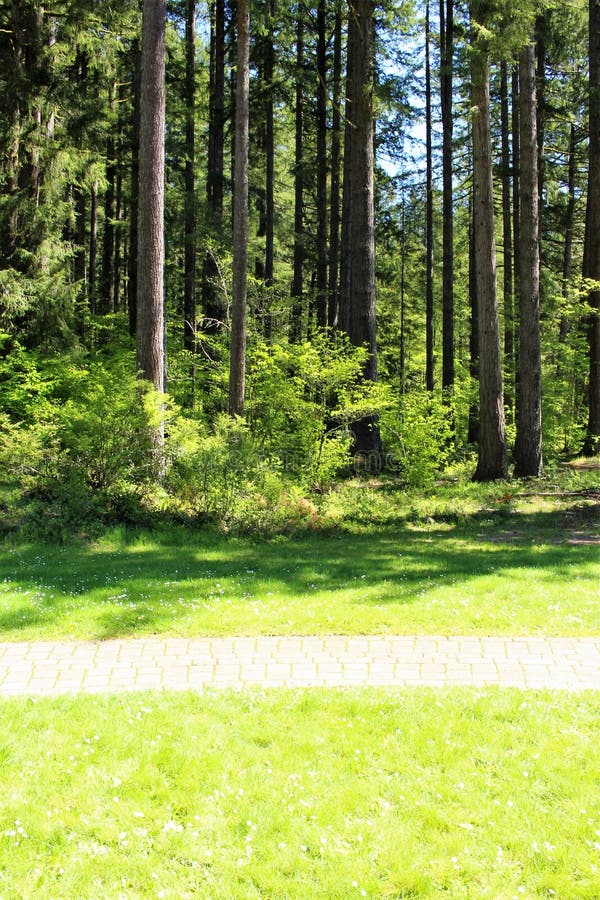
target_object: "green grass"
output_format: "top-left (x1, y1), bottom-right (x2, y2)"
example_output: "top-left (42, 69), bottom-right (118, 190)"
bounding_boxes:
top-left (0, 689), bottom-right (599, 899)
top-left (0, 477), bottom-right (598, 640)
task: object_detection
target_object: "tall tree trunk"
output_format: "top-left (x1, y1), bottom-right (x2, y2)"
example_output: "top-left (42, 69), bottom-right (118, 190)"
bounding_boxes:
top-left (470, 5), bottom-right (507, 481)
top-left (136, 0), bottom-right (166, 403)
top-left (203, 0), bottom-right (226, 332)
top-left (511, 67), bottom-right (521, 407)
top-left (100, 87), bottom-right (116, 315)
top-left (338, 5), bottom-right (355, 337)
top-left (229, 0), bottom-right (250, 416)
top-left (558, 123), bottom-right (577, 347)
top-left (583, 0), bottom-right (600, 454)
top-left (315, 0), bottom-right (328, 329)
top-left (535, 15), bottom-right (546, 236)
top-left (184, 0), bottom-right (197, 354)
top-left (346, 0), bottom-right (381, 460)
top-left (500, 61), bottom-right (514, 418)
top-left (425, 0), bottom-right (434, 393)
top-left (290, 10), bottom-right (305, 343)
top-left (128, 39), bottom-right (141, 337)
top-left (89, 181), bottom-right (98, 316)
top-left (514, 42), bottom-right (543, 477)
top-left (468, 191), bottom-right (480, 444)
top-left (328, 1), bottom-right (342, 330)
top-left (440, 0), bottom-right (454, 393)
top-left (263, 0), bottom-right (275, 340)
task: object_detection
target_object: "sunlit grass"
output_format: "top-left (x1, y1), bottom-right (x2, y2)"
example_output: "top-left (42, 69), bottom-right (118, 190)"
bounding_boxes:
top-left (0, 689), bottom-right (598, 899)
top-left (0, 475), bottom-right (598, 640)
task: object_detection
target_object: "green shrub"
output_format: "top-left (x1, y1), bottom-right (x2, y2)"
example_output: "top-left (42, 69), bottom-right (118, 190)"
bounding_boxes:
top-left (381, 389), bottom-right (454, 487)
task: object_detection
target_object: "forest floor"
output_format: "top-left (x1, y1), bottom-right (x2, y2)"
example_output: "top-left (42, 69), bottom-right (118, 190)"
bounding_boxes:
top-left (0, 465), bottom-right (598, 899)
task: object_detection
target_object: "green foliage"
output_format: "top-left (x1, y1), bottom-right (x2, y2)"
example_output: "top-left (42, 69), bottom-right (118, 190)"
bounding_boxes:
top-left (246, 335), bottom-right (388, 489)
top-left (381, 389), bottom-right (455, 487)
top-left (0, 360), bottom-right (162, 538)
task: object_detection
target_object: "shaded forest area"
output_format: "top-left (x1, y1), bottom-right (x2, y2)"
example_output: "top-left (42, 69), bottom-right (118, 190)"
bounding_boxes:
top-left (0, 0), bottom-right (598, 536)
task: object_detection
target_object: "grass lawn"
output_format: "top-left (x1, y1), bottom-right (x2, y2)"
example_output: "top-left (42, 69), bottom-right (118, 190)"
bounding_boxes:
top-left (0, 688), bottom-right (599, 899)
top-left (0, 476), bottom-right (598, 640)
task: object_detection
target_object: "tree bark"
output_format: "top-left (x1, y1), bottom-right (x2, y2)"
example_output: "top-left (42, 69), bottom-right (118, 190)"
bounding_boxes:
top-left (514, 42), bottom-right (543, 477)
top-left (315, 0), bottom-right (328, 329)
top-left (439, 0), bottom-right (454, 393)
top-left (128, 39), bottom-right (141, 337)
top-left (136, 0), bottom-right (166, 402)
top-left (346, 0), bottom-right (381, 460)
top-left (500, 61), bottom-right (514, 417)
top-left (327, 1), bottom-right (342, 330)
top-left (290, 10), bottom-right (305, 343)
top-left (229, 0), bottom-right (250, 416)
top-left (264, 0), bottom-right (275, 340)
top-left (184, 0), bottom-right (197, 354)
top-left (202, 0), bottom-right (226, 332)
top-left (583, 0), bottom-right (600, 454)
top-left (470, 6), bottom-right (507, 481)
top-left (425, 0), bottom-right (435, 393)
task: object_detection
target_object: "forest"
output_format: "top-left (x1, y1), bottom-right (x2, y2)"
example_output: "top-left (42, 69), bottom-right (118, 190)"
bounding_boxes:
top-left (0, 0), bottom-right (598, 537)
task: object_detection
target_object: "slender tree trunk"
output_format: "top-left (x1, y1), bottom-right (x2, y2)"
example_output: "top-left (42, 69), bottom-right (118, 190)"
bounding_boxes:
top-left (511, 67), bottom-right (521, 407)
top-left (470, 5), bottom-right (507, 481)
top-left (202, 0), bottom-right (226, 333)
top-left (514, 42), bottom-right (543, 477)
top-left (128, 39), bottom-right (141, 337)
top-left (440, 0), bottom-right (454, 392)
top-left (558, 123), bottom-right (577, 347)
top-left (500, 61), bottom-right (514, 418)
top-left (89, 181), bottom-right (98, 315)
top-left (328, 1), bottom-right (342, 330)
top-left (339, 6), bottom-right (355, 337)
top-left (400, 202), bottom-right (407, 395)
top-left (346, 0), bottom-right (381, 460)
top-left (136, 0), bottom-right (166, 402)
top-left (184, 0), bottom-right (197, 354)
top-left (315, 0), bottom-right (328, 329)
top-left (229, 0), bottom-right (250, 416)
top-left (535, 15), bottom-right (546, 236)
top-left (263, 0), bottom-right (275, 340)
top-left (583, 0), bottom-right (600, 454)
top-left (425, 0), bottom-right (434, 393)
top-left (290, 11), bottom-right (305, 343)
top-left (468, 191), bottom-right (480, 444)
top-left (100, 88), bottom-right (116, 315)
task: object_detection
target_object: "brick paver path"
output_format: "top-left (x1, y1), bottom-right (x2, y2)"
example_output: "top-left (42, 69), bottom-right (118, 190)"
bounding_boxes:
top-left (0, 636), bottom-right (599, 695)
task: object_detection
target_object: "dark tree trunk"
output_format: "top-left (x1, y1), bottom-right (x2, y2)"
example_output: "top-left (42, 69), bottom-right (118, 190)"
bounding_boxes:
top-left (89, 181), bottom-right (98, 316)
top-left (290, 11), bottom-right (305, 343)
top-left (100, 93), bottom-right (116, 315)
top-left (136, 0), bottom-right (166, 401)
top-left (470, 5), bottom-right (507, 481)
top-left (558, 123), bottom-right (577, 347)
top-left (500, 61), bottom-right (514, 418)
top-left (128, 39), bottom-right (141, 337)
top-left (327, 1), bottom-right (342, 330)
top-left (425, 0), bottom-right (434, 393)
top-left (535, 15), bottom-right (546, 236)
top-left (583, 0), bottom-right (600, 454)
top-left (514, 42), bottom-right (543, 477)
top-left (511, 66), bottom-right (521, 405)
top-left (346, 0), bottom-right (381, 460)
top-left (263, 0), bottom-right (275, 340)
top-left (439, 0), bottom-right (454, 393)
top-left (203, 0), bottom-right (226, 332)
top-left (315, 0), bottom-right (328, 329)
top-left (229, 0), bottom-right (250, 416)
top-left (468, 192), bottom-right (480, 445)
top-left (184, 0), bottom-right (197, 354)
top-left (338, 4), bottom-right (355, 337)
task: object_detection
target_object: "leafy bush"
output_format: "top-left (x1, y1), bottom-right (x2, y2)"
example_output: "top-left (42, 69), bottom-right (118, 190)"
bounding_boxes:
top-left (381, 389), bottom-right (454, 487)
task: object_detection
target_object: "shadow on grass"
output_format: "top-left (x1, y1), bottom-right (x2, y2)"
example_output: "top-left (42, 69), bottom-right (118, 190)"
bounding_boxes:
top-left (0, 501), bottom-right (598, 640)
